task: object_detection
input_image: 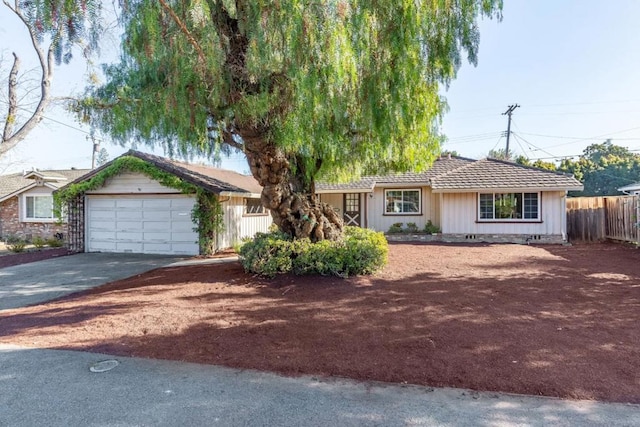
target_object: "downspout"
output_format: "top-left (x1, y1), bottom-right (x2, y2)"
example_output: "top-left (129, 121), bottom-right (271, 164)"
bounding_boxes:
top-left (562, 192), bottom-right (568, 242)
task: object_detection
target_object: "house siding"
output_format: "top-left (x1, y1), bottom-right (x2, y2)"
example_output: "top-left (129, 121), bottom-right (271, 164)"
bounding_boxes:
top-left (217, 196), bottom-right (272, 249)
top-left (368, 186), bottom-right (439, 232)
top-left (441, 191), bottom-right (566, 236)
top-left (86, 172), bottom-right (181, 194)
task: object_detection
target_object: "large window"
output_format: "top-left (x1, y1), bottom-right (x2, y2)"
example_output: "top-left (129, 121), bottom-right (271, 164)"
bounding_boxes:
top-left (244, 198), bottom-right (266, 215)
top-left (25, 195), bottom-right (54, 220)
top-left (385, 189), bottom-right (421, 214)
top-left (478, 192), bottom-right (539, 221)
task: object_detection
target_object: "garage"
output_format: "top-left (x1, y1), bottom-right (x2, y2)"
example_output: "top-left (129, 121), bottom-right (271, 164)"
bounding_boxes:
top-left (86, 195), bottom-right (199, 255)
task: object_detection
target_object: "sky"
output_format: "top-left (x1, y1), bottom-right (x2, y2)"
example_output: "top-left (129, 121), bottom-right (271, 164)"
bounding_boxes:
top-left (2, 1), bottom-right (640, 174)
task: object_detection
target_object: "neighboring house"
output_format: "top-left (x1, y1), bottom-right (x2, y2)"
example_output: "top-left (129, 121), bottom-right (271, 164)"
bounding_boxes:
top-left (0, 168), bottom-right (90, 240)
top-left (318, 155), bottom-right (584, 243)
top-left (618, 182), bottom-right (640, 195)
top-left (60, 150), bottom-right (272, 256)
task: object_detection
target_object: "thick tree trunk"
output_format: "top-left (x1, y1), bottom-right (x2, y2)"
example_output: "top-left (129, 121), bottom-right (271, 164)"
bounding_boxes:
top-left (242, 131), bottom-right (343, 241)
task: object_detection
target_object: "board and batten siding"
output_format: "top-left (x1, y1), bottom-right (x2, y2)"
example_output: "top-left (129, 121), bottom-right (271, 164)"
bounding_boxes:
top-left (367, 186), bottom-right (439, 232)
top-left (86, 172), bottom-right (180, 194)
top-left (440, 191), bottom-right (566, 235)
top-left (217, 196), bottom-right (273, 249)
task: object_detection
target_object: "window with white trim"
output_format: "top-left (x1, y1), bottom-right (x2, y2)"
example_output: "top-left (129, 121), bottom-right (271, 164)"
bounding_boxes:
top-left (478, 192), bottom-right (539, 221)
top-left (385, 189), bottom-right (421, 214)
top-left (24, 195), bottom-right (55, 220)
top-left (244, 198), bottom-right (266, 215)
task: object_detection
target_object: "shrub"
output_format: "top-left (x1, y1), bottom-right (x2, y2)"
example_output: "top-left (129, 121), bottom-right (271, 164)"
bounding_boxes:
top-left (32, 236), bottom-right (47, 249)
top-left (423, 220), bottom-right (441, 234)
top-left (405, 222), bottom-right (419, 233)
top-left (45, 237), bottom-right (64, 247)
top-left (239, 226), bottom-right (388, 278)
top-left (387, 222), bottom-right (404, 233)
top-left (5, 235), bottom-right (27, 253)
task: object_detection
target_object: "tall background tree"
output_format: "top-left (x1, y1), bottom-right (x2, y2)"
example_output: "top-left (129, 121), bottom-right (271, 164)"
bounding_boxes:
top-left (0, 1), bottom-right (102, 158)
top-left (35, 0), bottom-right (503, 240)
top-left (559, 140), bottom-right (640, 196)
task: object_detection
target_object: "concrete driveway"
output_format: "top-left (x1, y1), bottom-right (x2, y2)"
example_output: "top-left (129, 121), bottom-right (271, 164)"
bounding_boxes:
top-left (0, 253), bottom-right (186, 310)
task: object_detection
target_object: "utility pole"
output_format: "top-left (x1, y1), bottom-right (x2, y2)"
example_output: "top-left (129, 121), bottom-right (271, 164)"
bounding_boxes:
top-left (502, 104), bottom-right (520, 160)
top-left (88, 134), bottom-right (100, 169)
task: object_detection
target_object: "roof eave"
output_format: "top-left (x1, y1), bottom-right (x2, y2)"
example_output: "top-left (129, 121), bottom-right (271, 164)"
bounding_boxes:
top-left (0, 182), bottom-right (38, 203)
top-left (432, 185), bottom-right (584, 193)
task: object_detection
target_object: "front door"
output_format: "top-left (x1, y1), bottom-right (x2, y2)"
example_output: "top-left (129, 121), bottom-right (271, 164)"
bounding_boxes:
top-left (343, 193), bottom-right (361, 226)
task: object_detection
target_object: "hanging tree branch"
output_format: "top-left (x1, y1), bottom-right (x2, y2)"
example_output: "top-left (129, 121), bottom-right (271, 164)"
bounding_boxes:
top-left (0, 0), bottom-right (57, 158)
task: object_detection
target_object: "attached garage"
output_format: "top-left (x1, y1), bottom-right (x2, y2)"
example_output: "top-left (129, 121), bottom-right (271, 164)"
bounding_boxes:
top-left (86, 195), bottom-right (199, 255)
top-left (60, 150), bottom-right (273, 256)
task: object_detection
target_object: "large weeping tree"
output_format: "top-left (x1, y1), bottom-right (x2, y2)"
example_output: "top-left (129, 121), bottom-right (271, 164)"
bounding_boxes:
top-left (45, 0), bottom-right (502, 240)
top-left (0, 0), bottom-right (101, 158)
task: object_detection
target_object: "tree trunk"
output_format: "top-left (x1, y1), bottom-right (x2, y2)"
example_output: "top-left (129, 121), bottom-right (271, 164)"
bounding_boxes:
top-left (242, 131), bottom-right (344, 241)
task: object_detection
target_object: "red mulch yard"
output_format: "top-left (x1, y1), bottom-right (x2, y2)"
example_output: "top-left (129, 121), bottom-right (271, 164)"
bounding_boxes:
top-left (1, 242), bottom-right (639, 404)
top-left (0, 247), bottom-right (71, 269)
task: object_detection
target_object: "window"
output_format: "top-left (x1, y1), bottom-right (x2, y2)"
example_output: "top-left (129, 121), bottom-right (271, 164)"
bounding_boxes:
top-left (478, 192), bottom-right (539, 221)
top-left (385, 189), bottom-right (420, 214)
top-left (244, 198), bottom-right (266, 215)
top-left (25, 195), bottom-right (54, 220)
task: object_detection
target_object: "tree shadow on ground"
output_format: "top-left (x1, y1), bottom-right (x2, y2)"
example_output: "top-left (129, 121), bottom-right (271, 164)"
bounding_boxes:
top-left (1, 243), bottom-right (639, 404)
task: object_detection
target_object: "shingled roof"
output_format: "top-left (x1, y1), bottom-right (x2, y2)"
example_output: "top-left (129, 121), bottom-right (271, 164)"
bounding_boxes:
top-left (0, 168), bottom-right (90, 202)
top-left (430, 158), bottom-right (583, 192)
top-left (62, 150), bottom-right (262, 195)
top-left (317, 156), bottom-right (583, 193)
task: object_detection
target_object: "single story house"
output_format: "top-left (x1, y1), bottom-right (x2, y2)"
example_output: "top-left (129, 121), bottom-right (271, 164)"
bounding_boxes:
top-left (318, 155), bottom-right (584, 244)
top-left (0, 168), bottom-right (90, 240)
top-left (618, 182), bottom-right (640, 195)
top-left (60, 150), bottom-right (272, 255)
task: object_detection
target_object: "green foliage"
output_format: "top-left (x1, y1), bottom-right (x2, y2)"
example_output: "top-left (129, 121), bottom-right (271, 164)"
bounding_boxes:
top-left (45, 237), bottom-right (64, 248)
top-left (5, 236), bottom-right (27, 253)
top-left (73, 0), bottom-right (502, 183)
top-left (32, 236), bottom-right (46, 249)
top-left (423, 220), bottom-right (441, 234)
top-left (239, 227), bottom-right (388, 278)
top-left (387, 222), bottom-right (404, 233)
top-left (558, 140), bottom-right (640, 196)
top-left (405, 222), bottom-right (419, 233)
top-left (192, 190), bottom-right (225, 256)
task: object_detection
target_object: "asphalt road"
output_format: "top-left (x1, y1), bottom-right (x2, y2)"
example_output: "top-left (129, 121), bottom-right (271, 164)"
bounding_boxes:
top-left (1, 345), bottom-right (638, 427)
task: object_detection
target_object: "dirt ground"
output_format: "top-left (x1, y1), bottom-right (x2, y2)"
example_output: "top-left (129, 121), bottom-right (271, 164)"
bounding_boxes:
top-left (1, 242), bottom-right (639, 404)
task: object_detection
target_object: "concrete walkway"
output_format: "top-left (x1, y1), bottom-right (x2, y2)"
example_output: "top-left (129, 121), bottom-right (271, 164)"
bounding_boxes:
top-left (0, 253), bottom-right (186, 310)
top-left (0, 345), bottom-right (638, 427)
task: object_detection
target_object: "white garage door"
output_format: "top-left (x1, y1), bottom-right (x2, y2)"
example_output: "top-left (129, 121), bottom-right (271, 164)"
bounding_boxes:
top-left (86, 195), bottom-right (199, 255)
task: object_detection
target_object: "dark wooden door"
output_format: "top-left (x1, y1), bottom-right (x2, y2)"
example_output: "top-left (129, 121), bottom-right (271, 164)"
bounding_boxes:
top-left (343, 193), bottom-right (361, 226)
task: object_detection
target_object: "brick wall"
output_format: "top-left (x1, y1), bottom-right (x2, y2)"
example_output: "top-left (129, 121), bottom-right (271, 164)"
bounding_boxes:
top-left (0, 196), bottom-right (66, 241)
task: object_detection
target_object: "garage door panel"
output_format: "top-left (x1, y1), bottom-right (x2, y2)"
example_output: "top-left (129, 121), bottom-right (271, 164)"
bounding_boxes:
top-left (143, 221), bottom-right (171, 230)
top-left (143, 243), bottom-right (172, 253)
top-left (116, 242), bottom-right (144, 252)
top-left (87, 195), bottom-right (198, 255)
top-left (143, 199), bottom-right (172, 209)
top-left (89, 199), bottom-right (116, 208)
top-left (171, 221), bottom-right (195, 232)
top-left (115, 232), bottom-right (144, 241)
top-left (90, 220), bottom-right (116, 230)
top-left (170, 243), bottom-right (200, 254)
top-left (117, 200), bottom-right (144, 208)
top-left (89, 210), bottom-right (116, 220)
top-left (117, 210), bottom-right (143, 220)
top-left (171, 232), bottom-right (197, 242)
top-left (144, 210), bottom-right (171, 220)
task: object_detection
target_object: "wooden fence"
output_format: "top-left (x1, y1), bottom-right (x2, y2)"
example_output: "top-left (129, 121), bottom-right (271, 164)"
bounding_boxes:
top-left (567, 196), bottom-right (640, 243)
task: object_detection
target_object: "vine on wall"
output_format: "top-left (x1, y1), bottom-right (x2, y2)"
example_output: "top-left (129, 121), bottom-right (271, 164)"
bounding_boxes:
top-left (55, 156), bottom-right (224, 255)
